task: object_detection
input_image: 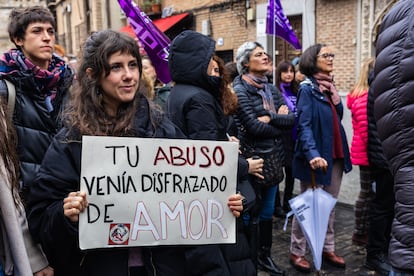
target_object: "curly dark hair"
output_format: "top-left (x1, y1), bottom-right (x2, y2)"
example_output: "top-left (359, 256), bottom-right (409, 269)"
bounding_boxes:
top-left (65, 30), bottom-right (144, 136)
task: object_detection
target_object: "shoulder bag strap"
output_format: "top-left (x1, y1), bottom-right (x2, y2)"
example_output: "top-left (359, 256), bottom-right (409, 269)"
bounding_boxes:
top-left (4, 79), bottom-right (15, 120)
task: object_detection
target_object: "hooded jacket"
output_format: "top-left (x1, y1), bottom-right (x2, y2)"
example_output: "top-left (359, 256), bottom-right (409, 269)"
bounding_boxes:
top-left (372, 0), bottom-right (414, 272)
top-left (167, 30), bottom-right (256, 276)
top-left (168, 30), bottom-right (226, 141)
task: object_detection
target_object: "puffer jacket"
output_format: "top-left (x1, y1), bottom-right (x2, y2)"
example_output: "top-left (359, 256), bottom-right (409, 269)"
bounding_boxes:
top-left (233, 75), bottom-right (295, 153)
top-left (0, 56), bottom-right (74, 202)
top-left (372, 0), bottom-right (414, 272)
top-left (167, 30), bottom-right (255, 276)
top-left (27, 95), bottom-right (188, 275)
top-left (347, 91), bottom-right (369, 166)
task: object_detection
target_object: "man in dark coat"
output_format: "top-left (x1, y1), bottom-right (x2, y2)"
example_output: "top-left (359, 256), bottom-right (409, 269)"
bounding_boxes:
top-left (372, 0), bottom-right (414, 274)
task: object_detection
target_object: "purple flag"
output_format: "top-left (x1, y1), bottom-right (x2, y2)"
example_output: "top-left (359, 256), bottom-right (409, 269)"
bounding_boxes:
top-left (266, 0), bottom-right (301, 50)
top-left (118, 0), bottom-right (171, 83)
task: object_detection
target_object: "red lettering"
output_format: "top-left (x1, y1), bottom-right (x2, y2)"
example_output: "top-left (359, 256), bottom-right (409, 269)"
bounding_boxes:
top-left (212, 147), bottom-right (225, 166)
top-left (169, 146), bottom-right (186, 166)
top-left (200, 146), bottom-right (212, 168)
top-left (153, 147), bottom-right (170, 165)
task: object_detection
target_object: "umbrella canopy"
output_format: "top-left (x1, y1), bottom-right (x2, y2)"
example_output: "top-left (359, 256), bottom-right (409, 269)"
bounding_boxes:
top-left (288, 186), bottom-right (337, 271)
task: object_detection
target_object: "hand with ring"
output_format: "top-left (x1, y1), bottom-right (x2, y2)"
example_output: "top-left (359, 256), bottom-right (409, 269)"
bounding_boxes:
top-left (63, 191), bottom-right (88, 222)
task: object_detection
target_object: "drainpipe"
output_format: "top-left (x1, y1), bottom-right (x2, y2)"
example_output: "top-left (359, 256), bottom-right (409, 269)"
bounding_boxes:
top-left (105, 0), bottom-right (111, 28)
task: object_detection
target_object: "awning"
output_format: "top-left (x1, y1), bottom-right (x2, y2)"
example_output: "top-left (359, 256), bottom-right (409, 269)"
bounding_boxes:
top-left (120, 12), bottom-right (190, 37)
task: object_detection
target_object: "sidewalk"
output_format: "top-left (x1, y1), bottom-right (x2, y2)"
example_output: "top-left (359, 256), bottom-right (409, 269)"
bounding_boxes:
top-left (260, 202), bottom-right (383, 276)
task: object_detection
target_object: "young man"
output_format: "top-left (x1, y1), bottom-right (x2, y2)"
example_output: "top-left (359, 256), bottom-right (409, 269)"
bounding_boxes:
top-left (0, 6), bottom-right (74, 202)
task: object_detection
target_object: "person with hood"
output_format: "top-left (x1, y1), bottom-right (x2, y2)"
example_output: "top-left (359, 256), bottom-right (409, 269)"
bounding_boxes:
top-left (372, 0), bottom-right (414, 275)
top-left (167, 30), bottom-right (257, 276)
top-left (0, 6), bottom-right (74, 203)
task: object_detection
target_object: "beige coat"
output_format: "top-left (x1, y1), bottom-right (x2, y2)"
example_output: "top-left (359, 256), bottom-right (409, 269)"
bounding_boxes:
top-left (0, 161), bottom-right (48, 275)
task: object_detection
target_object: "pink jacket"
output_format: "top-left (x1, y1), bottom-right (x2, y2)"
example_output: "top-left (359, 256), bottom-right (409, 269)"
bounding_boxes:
top-left (347, 91), bottom-right (369, 166)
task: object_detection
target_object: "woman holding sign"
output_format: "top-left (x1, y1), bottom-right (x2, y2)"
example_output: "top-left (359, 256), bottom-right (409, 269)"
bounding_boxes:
top-left (26, 30), bottom-right (244, 275)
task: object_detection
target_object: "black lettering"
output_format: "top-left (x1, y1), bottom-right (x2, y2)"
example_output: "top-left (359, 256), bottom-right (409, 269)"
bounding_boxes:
top-left (104, 204), bottom-right (114, 223)
top-left (87, 203), bottom-right (100, 223)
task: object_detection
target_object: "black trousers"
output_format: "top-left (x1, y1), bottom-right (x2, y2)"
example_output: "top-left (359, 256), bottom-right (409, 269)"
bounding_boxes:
top-left (366, 167), bottom-right (395, 256)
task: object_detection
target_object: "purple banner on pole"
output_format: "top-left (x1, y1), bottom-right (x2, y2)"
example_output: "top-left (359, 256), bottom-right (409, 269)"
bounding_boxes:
top-left (266, 0), bottom-right (301, 50)
top-left (118, 0), bottom-right (171, 83)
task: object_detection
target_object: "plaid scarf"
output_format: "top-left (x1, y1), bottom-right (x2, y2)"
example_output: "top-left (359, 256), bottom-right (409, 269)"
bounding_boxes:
top-left (0, 49), bottom-right (68, 112)
top-left (242, 74), bottom-right (277, 114)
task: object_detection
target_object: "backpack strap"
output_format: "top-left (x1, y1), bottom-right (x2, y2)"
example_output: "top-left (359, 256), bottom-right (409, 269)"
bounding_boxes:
top-left (0, 79), bottom-right (16, 120)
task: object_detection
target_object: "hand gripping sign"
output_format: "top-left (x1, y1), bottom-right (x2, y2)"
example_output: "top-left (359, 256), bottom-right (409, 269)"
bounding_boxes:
top-left (79, 136), bottom-right (238, 249)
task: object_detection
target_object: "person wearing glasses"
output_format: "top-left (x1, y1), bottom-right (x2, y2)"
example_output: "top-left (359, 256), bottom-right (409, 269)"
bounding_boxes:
top-left (289, 44), bottom-right (352, 273)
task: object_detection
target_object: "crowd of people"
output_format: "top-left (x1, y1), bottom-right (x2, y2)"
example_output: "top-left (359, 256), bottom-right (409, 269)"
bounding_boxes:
top-left (0, 1), bottom-right (412, 275)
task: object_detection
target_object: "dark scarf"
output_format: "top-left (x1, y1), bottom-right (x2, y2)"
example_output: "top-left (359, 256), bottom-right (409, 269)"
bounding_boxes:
top-left (242, 74), bottom-right (277, 114)
top-left (313, 72), bottom-right (340, 105)
top-left (0, 49), bottom-right (68, 112)
top-left (313, 73), bottom-right (343, 159)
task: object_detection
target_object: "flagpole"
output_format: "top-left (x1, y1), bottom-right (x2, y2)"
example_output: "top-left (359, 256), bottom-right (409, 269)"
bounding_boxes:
top-left (273, 0), bottom-right (276, 86)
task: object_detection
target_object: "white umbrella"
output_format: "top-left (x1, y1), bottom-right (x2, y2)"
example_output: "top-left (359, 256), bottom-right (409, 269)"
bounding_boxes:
top-left (286, 170), bottom-right (337, 273)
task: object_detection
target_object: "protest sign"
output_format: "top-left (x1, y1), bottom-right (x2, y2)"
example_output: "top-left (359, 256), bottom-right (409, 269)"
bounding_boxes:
top-left (79, 136), bottom-right (238, 250)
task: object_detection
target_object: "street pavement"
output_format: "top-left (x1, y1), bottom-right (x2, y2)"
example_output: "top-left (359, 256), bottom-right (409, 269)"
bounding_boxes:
top-left (259, 202), bottom-right (382, 276)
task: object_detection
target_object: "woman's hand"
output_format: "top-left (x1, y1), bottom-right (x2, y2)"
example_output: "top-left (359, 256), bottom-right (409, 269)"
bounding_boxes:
top-left (227, 194), bottom-right (243, 218)
top-left (257, 115), bottom-right (271, 123)
top-left (277, 104), bottom-right (289, 114)
top-left (309, 157), bottom-right (328, 171)
top-left (63, 191), bottom-right (89, 223)
top-left (34, 266), bottom-right (54, 276)
top-left (247, 157), bottom-right (264, 179)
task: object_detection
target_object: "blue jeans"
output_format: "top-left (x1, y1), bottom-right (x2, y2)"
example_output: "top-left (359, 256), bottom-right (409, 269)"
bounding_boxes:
top-left (243, 185), bottom-right (277, 223)
top-left (259, 185), bottom-right (277, 221)
top-left (390, 269), bottom-right (414, 276)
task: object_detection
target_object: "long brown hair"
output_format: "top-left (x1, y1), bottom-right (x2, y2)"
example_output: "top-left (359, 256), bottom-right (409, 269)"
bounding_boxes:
top-left (0, 99), bottom-right (22, 208)
top-left (65, 30), bottom-right (143, 136)
top-left (213, 55), bottom-right (238, 115)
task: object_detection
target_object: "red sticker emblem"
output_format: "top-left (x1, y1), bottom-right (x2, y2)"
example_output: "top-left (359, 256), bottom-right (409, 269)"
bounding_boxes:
top-left (108, 223), bottom-right (130, 245)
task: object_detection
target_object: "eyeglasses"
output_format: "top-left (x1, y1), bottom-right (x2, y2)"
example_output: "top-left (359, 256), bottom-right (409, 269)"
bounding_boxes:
top-left (317, 53), bottom-right (335, 60)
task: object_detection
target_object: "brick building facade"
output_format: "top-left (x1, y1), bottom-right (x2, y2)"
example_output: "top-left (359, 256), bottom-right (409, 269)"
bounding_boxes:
top-left (0, 0), bottom-right (398, 92)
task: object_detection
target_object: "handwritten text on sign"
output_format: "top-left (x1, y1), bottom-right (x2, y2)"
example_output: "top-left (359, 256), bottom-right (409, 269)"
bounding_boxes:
top-left (79, 136), bottom-right (238, 249)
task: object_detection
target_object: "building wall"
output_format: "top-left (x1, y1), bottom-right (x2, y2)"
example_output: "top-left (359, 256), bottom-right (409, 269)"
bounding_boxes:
top-left (0, 0), bottom-right (397, 93)
top-left (0, 0), bottom-right (47, 53)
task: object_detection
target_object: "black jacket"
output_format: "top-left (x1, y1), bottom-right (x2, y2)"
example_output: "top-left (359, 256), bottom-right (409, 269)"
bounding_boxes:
top-left (367, 71), bottom-right (389, 169)
top-left (167, 30), bottom-right (255, 276)
top-left (0, 57), bottom-right (74, 202)
top-left (27, 95), bottom-right (188, 275)
top-left (233, 75), bottom-right (295, 158)
top-left (373, 0), bottom-right (414, 272)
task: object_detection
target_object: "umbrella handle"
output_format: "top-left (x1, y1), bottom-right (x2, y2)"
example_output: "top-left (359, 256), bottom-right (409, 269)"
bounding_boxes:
top-left (310, 166), bottom-right (328, 189)
top-left (311, 170), bottom-right (316, 189)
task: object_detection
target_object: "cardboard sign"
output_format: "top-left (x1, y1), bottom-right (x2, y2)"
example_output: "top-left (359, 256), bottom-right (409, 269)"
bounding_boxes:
top-left (79, 136), bottom-right (238, 249)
